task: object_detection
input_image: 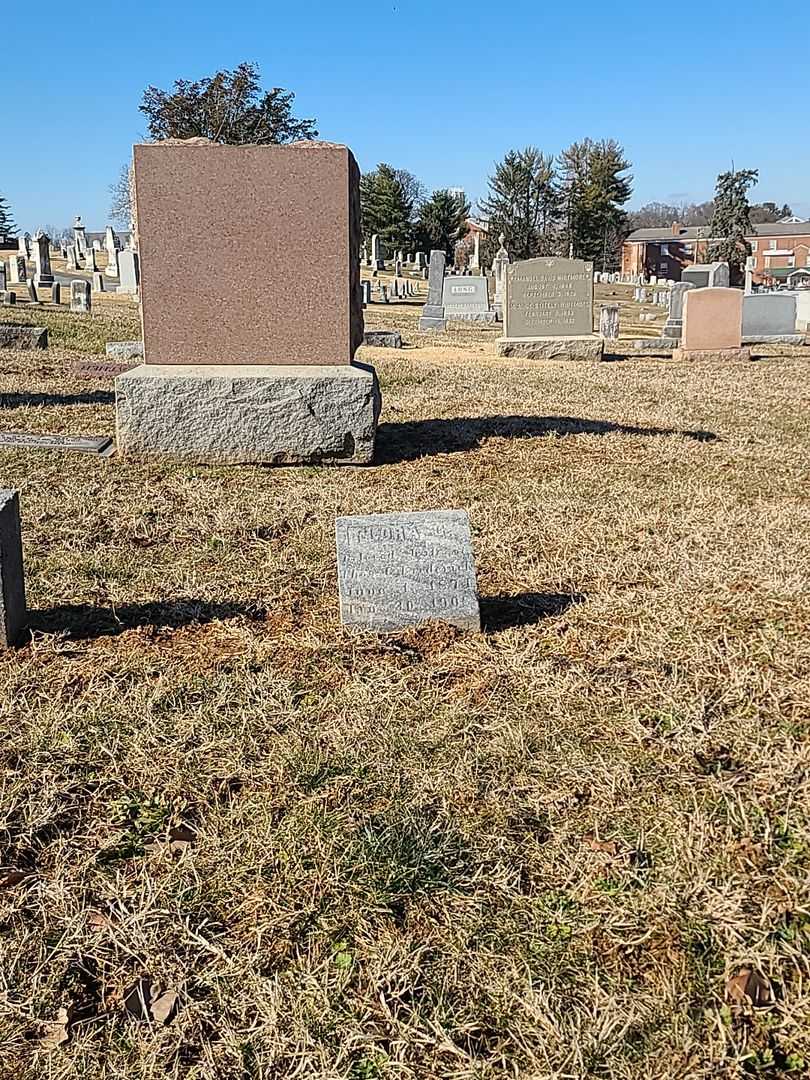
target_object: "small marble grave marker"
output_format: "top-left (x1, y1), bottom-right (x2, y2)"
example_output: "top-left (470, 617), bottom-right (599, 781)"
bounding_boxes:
top-left (71, 279), bottom-right (91, 313)
top-left (0, 490), bottom-right (26, 646)
top-left (336, 510), bottom-right (480, 632)
top-left (0, 432), bottom-right (113, 454)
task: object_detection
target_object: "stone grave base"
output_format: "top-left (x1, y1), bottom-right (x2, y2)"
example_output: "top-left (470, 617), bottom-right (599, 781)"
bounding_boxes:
top-left (672, 347), bottom-right (752, 363)
top-left (419, 316), bottom-right (446, 331)
top-left (0, 325), bottom-right (48, 349)
top-left (115, 363), bottom-right (381, 464)
top-left (742, 334), bottom-right (805, 346)
top-left (497, 335), bottom-right (604, 362)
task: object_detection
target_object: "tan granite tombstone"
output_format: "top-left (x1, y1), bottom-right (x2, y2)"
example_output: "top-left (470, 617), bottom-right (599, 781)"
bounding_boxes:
top-left (681, 287), bottom-right (742, 351)
top-left (133, 140), bottom-right (363, 365)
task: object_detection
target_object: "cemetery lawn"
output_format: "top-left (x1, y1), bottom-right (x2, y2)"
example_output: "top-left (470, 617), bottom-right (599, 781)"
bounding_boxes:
top-left (1, 290), bottom-right (809, 1079)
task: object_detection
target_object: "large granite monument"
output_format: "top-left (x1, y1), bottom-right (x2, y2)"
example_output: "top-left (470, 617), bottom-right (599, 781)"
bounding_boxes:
top-left (336, 510), bottom-right (480, 632)
top-left (497, 257), bottom-right (603, 360)
top-left (115, 140), bottom-right (380, 463)
top-left (673, 287), bottom-right (748, 361)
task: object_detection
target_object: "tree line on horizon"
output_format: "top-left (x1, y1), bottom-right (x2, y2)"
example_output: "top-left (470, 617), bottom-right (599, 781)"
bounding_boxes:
top-left (1, 63), bottom-right (791, 286)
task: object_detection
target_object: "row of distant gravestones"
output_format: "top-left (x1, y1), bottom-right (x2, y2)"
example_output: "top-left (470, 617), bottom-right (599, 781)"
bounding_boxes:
top-left (0, 493), bottom-right (482, 646)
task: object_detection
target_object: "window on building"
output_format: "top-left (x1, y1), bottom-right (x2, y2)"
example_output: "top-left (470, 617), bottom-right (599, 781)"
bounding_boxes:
top-left (769, 239), bottom-right (778, 250)
top-left (750, 240), bottom-right (758, 252)
top-left (788, 255), bottom-right (796, 267)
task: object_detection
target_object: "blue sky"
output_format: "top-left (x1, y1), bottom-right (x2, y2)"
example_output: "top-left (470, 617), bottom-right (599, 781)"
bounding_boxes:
top-left (4, 0), bottom-right (809, 232)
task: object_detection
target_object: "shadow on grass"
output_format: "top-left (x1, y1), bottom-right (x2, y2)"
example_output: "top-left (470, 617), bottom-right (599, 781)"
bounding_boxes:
top-left (0, 390), bottom-right (115, 408)
top-left (376, 415), bottom-right (717, 463)
top-left (481, 591), bottom-right (585, 632)
top-left (27, 599), bottom-right (264, 641)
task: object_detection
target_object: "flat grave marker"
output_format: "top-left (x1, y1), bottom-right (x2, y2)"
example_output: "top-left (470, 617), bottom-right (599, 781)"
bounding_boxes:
top-left (0, 432), bottom-right (113, 455)
top-left (336, 510), bottom-right (480, 632)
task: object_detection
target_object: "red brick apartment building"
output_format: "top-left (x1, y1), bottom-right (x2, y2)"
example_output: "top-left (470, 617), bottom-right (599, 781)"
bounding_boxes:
top-left (622, 221), bottom-right (810, 284)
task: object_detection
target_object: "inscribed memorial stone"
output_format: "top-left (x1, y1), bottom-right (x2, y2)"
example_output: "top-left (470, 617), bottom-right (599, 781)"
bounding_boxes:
top-left (441, 276), bottom-right (494, 321)
top-left (504, 258), bottom-right (593, 338)
top-left (133, 141), bottom-right (363, 365)
top-left (336, 510), bottom-right (480, 632)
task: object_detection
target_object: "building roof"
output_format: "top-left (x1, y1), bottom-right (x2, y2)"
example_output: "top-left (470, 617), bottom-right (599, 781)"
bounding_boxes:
top-left (626, 222), bottom-right (810, 243)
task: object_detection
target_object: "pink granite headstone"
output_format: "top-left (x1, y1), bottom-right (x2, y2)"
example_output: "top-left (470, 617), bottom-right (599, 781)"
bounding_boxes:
top-left (682, 287), bottom-right (742, 350)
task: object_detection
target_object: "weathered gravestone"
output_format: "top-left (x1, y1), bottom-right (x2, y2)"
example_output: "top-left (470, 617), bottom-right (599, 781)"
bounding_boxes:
top-left (51, 282), bottom-right (61, 305)
top-left (73, 215), bottom-right (87, 256)
top-left (418, 250), bottom-right (447, 331)
top-left (0, 490), bottom-right (26, 647)
top-left (369, 233), bottom-right (384, 270)
top-left (497, 257), bottom-right (603, 360)
top-left (662, 281), bottom-right (694, 339)
top-left (104, 225), bottom-right (119, 277)
top-left (116, 249), bottom-right (140, 294)
top-left (106, 340), bottom-right (144, 360)
top-left (742, 294), bottom-right (801, 342)
top-left (599, 304), bottom-right (619, 339)
top-left (0, 325), bottom-right (48, 348)
top-left (674, 287), bottom-right (748, 360)
top-left (92, 272), bottom-right (105, 293)
top-left (441, 276), bottom-right (496, 322)
top-left (71, 279), bottom-right (91, 312)
top-left (8, 257), bottom-right (26, 284)
top-left (32, 232), bottom-right (54, 286)
top-left (85, 247), bottom-right (98, 272)
top-left (682, 262), bottom-right (729, 289)
top-left (491, 233), bottom-right (510, 320)
top-left (336, 510), bottom-right (480, 632)
top-left (66, 244), bottom-right (79, 271)
top-left (115, 140), bottom-right (380, 464)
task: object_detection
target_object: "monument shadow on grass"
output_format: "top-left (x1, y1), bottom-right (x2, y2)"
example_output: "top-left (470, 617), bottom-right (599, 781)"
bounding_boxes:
top-left (376, 415), bottom-right (717, 463)
top-left (27, 599), bottom-right (265, 642)
top-left (480, 591), bottom-right (585, 632)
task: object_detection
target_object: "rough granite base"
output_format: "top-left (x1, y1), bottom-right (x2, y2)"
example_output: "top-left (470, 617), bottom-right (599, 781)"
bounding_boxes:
top-left (672, 347), bottom-right (752, 363)
top-left (497, 335), bottom-right (604, 361)
top-left (419, 317), bottom-right (446, 331)
top-left (115, 363), bottom-right (381, 464)
top-left (742, 334), bottom-right (805, 346)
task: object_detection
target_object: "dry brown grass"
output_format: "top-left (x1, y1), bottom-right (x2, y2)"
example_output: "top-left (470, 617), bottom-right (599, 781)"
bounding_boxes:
top-left (0, 293), bottom-right (809, 1079)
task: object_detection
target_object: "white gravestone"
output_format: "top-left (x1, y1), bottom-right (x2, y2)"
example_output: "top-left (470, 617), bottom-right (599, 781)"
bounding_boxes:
top-left (336, 510), bottom-right (480, 632)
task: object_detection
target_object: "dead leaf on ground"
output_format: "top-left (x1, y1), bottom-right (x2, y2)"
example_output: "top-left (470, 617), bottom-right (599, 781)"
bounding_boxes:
top-left (585, 837), bottom-right (621, 857)
top-left (0, 869), bottom-right (32, 888)
top-left (726, 967), bottom-right (772, 1009)
top-left (38, 1007), bottom-right (70, 1049)
top-left (86, 909), bottom-right (112, 930)
top-left (123, 977), bottom-right (179, 1024)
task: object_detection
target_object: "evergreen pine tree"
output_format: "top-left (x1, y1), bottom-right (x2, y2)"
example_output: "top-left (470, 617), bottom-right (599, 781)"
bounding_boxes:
top-left (360, 164), bottom-right (419, 251)
top-left (0, 194), bottom-right (17, 238)
top-left (558, 139), bottom-right (632, 268)
top-left (414, 189), bottom-right (470, 258)
top-left (479, 147), bottom-right (559, 261)
top-left (709, 168), bottom-right (758, 283)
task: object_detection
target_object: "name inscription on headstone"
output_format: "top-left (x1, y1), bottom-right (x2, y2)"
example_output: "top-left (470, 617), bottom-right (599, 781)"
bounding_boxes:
top-left (442, 276), bottom-right (489, 316)
top-left (504, 258), bottom-right (593, 338)
top-left (336, 510), bottom-right (480, 632)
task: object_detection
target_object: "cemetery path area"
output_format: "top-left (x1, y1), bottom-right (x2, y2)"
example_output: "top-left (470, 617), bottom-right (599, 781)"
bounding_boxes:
top-left (1, 298), bottom-right (809, 1079)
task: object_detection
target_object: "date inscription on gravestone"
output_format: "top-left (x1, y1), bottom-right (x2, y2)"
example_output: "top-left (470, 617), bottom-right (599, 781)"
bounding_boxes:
top-left (505, 257), bottom-right (593, 338)
top-left (336, 510), bottom-right (480, 632)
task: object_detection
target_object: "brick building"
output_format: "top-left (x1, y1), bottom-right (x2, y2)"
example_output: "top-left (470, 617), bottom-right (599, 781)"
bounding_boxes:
top-left (622, 221), bottom-right (810, 284)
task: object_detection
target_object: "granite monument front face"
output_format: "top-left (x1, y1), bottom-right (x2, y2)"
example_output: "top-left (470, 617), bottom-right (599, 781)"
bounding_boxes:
top-left (442, 276), bottom-right (490, 318)
top-left (504, 258), bottom-right (593, 338)
top-left (133, 141), bottom-right (363, 365)
top-left (336, 510), bottom-right (480, 632)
